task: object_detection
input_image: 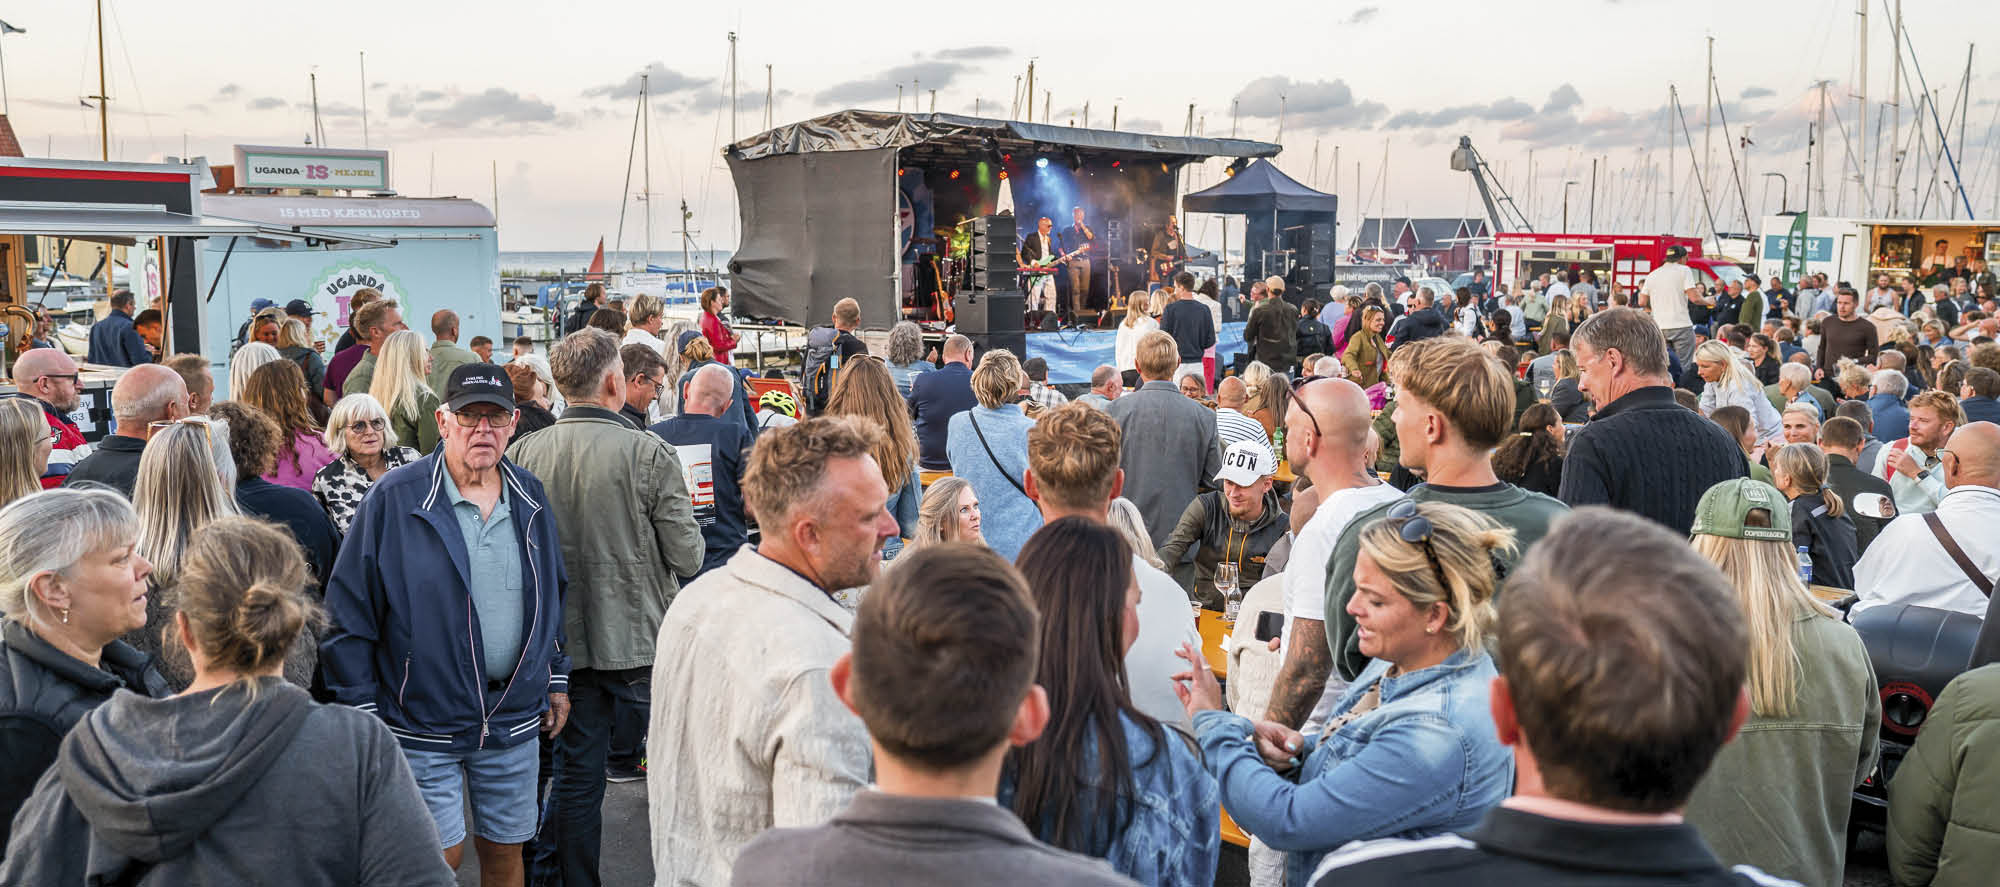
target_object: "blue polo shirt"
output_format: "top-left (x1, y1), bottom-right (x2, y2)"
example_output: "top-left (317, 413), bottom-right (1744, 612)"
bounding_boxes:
top-left (442, 468), bottom-right (525, 678)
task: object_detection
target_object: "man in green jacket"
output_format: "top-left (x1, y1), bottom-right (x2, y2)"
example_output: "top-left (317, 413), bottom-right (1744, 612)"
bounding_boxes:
top-left (1323, 337), bottom-right (1566, 681)
top-left (505, 327), bottom-right (704, 883)
top-left (1890, 662), bottom-right (2000, 887)
top-left (427, 308), bottom-right (482, 394)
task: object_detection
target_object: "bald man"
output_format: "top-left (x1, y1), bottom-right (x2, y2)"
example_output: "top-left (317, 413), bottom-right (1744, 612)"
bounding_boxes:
top-left (1214, 376), bottom-right (1267, 448)
top-left (1853, 421), bottom-right (2000, 619)
top-left (64, 364), bottom-right (190, 497)
top-left (1264, 378), bottom-right (1405, 731)
top-left (649, 362), bottom-right (751, 580)
top-left (7, 347), bottom-right (93, 487)
top-left (427, 309), bottom-right (480, 394)
top-left (1074, 364), bottom-right (1122, 410)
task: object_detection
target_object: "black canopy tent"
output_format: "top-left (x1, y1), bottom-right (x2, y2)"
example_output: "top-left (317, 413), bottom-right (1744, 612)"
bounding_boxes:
top-left (724, 110), bottom-right (1279, 326)
top-left (1182, 158), bottom-right (1338, 304)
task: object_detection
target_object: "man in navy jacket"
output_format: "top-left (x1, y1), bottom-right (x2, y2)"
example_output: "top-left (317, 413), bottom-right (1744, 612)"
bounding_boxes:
top-left (322, 363), bottom-right (570, 882)
top-left (908, 334), bottom-right (978, 471)
top-left (85, 290), bottom-right (152, 367)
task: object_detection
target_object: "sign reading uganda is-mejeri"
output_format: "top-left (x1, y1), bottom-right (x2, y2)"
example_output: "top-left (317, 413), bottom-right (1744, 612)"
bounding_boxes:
top-left (239, 147), bottom-right (390, 190)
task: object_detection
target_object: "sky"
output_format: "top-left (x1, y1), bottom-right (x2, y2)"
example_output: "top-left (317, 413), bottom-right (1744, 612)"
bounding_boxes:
top-left (2, 0), bottom-right (1996, 253)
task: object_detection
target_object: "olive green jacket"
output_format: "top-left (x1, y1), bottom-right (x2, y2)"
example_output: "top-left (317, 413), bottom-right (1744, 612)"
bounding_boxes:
top-left (1890, 663), bottom-right (2000, 887)
top-left (506, 405), bottom-right (705, 671)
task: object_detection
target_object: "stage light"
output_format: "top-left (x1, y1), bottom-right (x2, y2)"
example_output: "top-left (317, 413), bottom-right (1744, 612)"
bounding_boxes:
top-left (950, 169), bottom-right (961, 179)
top-left (999, 170), bottom-right (1009, 180)
top-left (1160, 162), bottom-right (1169, 173)
top-left (1003, 152), bottom-right (1012, 162)
top-left (1035, 157), bottom-right (1049, 169)
top-left (1111, 160), bottom-right (1121, 168)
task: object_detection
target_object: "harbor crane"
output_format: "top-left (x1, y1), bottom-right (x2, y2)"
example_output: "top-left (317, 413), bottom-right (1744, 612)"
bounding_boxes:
top-left (1450, 136), bottom-right (1533, 234)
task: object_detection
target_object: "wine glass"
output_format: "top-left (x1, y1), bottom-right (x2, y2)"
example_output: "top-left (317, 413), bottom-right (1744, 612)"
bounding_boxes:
top-left (1536, 377), bottom-right (1554, 401)
top-left (1215, 563), bottom-right (1242, 627)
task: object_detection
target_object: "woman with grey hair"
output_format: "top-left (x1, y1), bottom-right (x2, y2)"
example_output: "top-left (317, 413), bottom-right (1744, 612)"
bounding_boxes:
top-left (0, 488), bottom-right (171, 848)
top-left (227, 342), bottom-right (281, 402)
top-left (311, 394), bottom-right (420, 535)
top-left (884, 321), bottom-right (935, 399)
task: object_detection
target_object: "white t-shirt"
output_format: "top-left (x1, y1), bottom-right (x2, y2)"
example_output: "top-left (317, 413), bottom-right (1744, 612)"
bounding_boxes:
top-left (1130, 556), bottom-right (1203, 733)
top-left (1642, 262), bottom-right (1696, 330)
top-left (622, 326), bottom-right (668, 355)
top-left (1281, 482), bottom-right (1404, 730)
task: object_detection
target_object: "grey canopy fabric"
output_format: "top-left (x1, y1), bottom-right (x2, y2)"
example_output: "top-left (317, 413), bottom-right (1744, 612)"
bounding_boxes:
top-left (1182, 159), bottom-right (1338, 215)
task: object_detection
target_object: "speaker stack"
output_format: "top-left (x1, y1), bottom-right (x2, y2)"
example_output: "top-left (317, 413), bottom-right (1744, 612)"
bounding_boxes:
top-left (957, 214), bottom-right (1026, 357)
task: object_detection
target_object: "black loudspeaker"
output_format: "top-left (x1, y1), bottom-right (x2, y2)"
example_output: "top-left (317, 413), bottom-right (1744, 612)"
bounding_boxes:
top-left (967, 329), bottom-right (1028, 360)
top-left (969, 214), bottom-right (1017, 291)
top-left (955, 289), bottom-right (1024, 336)
top-left (1309, 222), bottom-right (1334, 283)
top-left (1104, 218), bottom-right (1129, 258)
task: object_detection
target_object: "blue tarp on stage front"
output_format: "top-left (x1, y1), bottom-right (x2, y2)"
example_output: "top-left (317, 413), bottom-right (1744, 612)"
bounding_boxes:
top-left (1027, 322), bottom-right (1248, 384)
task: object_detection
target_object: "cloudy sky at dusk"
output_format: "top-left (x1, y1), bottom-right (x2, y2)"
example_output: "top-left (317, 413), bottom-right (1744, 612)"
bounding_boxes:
top-left (1, 0), bottom-right (1993, 250)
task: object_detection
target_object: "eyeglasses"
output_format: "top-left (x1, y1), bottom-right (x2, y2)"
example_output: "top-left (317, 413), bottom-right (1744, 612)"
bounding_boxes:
top-left (34, 373), bottom-right (80, 386)
top-left (449, 409), bottom-right (516, 428)
top-left (345, 417), bottom-right (388, 435)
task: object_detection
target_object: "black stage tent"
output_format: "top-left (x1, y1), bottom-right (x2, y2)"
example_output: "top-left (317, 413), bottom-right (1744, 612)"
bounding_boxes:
top-left (1182, 158), bottom-right (1338, 304)
top-left (725, 110), bottom-right (1279, 327)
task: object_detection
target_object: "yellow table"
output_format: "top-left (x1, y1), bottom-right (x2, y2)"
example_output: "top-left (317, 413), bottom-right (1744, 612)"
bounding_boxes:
top-left (1194, 610), bottom-right (1254, 848)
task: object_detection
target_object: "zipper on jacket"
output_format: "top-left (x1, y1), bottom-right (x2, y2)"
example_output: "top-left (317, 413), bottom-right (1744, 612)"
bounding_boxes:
top-left (398, 655), bottom-right (412, 706)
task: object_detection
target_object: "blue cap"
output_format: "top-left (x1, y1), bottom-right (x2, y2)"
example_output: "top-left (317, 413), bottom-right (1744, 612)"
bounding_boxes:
top-left (249, 298), bottom-right (276, 311)
top-left (675, 330), bottom-right (704, 352)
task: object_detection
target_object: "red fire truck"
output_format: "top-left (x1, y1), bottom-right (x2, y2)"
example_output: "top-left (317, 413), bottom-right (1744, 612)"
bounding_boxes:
top-left (1482, 233), bottom-right (1747, 299)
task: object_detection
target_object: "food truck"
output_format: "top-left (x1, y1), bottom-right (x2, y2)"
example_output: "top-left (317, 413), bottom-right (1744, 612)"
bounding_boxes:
top-left (1484, 232), bottom-right (1746, 297)
top-left (1754, 215), bottom-right (2000, 288)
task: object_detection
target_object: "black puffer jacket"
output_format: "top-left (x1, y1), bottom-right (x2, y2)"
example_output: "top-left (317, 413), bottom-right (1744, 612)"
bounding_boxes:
top-left (0, 619), bottom-right (168, 852)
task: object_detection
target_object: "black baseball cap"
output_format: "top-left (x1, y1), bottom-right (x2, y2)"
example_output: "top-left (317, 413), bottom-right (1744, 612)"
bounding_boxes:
top-left (443, 364), bottom-right (516, 412)
top-left (283, 298), bottom-right (318, 318)
top-left (1665, 244), bottom-right (1689, 259)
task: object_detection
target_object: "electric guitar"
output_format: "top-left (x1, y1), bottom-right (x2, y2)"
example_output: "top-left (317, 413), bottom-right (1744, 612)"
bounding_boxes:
top-left (1020, 245), bottom-right (1092, 276)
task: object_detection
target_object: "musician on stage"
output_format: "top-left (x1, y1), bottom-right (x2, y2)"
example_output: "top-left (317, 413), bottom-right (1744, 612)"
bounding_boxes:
top-left (1150, 215), bottom-right (1184, 287)
top-left (1059, 206), bottom-right (1095, 322)
top-left (1018, 216), bottom-right (1059, 329)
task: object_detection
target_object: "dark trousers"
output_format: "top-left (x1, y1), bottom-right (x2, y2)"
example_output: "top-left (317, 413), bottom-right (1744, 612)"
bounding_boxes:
top-left (607, 674), bottom-right (649, 769)
top-left (527, 666), bottom-right (648, 887)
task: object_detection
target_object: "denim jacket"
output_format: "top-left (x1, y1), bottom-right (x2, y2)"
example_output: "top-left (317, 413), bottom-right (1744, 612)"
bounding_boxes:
top-left (1001, 711), bottom-right (1220, 887)
top-left (1193, 648), bottom-right (1512, 885)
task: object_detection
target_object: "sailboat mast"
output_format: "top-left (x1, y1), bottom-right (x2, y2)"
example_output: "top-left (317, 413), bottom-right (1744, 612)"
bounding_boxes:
top-left (1890, 0), bottom-right (1903, 215)
top-left (1700, 37), bottom-right (1713, 236)
top-left (1854, 1), bottom-right (1867, 211)
top-left (95, 0), bottom-right (108, 160)
top-left (642, 73), bottom-right (652, 270)
top-left (728, 31), bottom-right (738, 143)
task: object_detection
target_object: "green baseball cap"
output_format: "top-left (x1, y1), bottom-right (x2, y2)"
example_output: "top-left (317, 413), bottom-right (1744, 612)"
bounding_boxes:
top-left (1690, 478), bottom-right (1796, 543)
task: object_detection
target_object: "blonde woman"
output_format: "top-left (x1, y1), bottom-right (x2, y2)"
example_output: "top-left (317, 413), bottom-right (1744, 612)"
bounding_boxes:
top-left (0, 400), bottom-right (52, 509)
top-left (130, 419), bottom-right (238, 678)
top-left (1694, 339), bottom-right (1782, 442)
top-left (1767, 443), bottom-right (1858, 589)
top-left (1115, 296), bottom-right (1159, 385)
top-left (1684, 478), bottom-right (1878, 886)
top-left (1107, 496), bottom-right (1164, 571)
top-left (368, 329), bottom-right (440, 455)
top-left (906, 476), bottom-right (983, 552)
top-left (228, 342), bottom-right (281, 402)
top-left (824, 357), bottom-right (922, 561)
top-left (276, 317), bottom-right (326, 396)
top-left (1240, 361), bottom-right (1282, 437)
top-left (945, 349), bottom-right (1038, 559)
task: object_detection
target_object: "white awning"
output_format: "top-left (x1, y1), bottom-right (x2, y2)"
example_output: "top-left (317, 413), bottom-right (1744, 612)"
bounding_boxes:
top-left (0, 201), bottom-right (393, 248)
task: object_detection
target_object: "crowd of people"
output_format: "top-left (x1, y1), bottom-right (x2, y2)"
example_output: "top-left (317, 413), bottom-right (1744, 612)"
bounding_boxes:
top-left (0, 254), bottom-right (1996, 887)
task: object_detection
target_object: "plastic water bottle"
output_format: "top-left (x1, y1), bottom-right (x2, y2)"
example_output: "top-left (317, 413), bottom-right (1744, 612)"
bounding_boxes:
top-left (1796, 546), bottom-right (1813, 585)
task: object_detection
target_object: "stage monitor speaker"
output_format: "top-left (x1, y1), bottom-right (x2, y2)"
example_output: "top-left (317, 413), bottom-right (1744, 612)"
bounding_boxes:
top-left (1104, 218), bottom-right (1129, 258)
top-left (1309, 223), bottom-right (1334, 283)
top-left (967, 329), bottom-right (1028, 361)
top-left (969, 214), bottom-right (1017, 291)
top-left (954, 289), bottom-right (1024, 337)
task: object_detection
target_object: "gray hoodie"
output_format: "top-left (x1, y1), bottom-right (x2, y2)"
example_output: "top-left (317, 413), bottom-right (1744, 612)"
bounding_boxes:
top-left (0, 677), bottom-right (451, 886)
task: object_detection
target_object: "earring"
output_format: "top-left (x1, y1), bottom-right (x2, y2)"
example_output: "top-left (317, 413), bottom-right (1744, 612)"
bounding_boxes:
top-left (1426, 626), bottom-right (1435, 634)
top-left (60, 608), bottom-right (69, 625)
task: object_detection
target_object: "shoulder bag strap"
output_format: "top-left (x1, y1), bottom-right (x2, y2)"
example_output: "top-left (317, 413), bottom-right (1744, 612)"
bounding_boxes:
top-left (967, 413), bottom-right (1029, 498)
top-left (1923, 512), bottom-right (1995, 598)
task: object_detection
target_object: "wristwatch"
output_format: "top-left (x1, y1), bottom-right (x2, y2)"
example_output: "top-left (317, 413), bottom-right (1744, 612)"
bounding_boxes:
top-left (1916, 468), bottom-right (1932, 480)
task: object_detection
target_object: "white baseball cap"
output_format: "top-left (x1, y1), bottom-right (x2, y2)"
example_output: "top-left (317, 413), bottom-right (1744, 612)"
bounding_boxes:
top-left (1215, 439), bottom-right (1277, 487)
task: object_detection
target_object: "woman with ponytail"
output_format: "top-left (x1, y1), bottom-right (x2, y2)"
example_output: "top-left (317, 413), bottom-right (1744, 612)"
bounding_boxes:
top-left (0, 516), bottom-right (452, 885)
top-left (1767, 442), bottom-right (1860, 590)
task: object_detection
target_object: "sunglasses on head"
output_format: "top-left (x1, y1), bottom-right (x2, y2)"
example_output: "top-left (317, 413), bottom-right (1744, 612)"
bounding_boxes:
top-left (1278, 383), bottom-right (1322, 440)
top-left (1385, 498), bottom-right (1509, 590)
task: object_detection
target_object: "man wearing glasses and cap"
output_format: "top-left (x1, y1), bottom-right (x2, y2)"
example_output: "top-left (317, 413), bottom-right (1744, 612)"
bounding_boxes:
top-left (323, 361), bottom-right (571, 885)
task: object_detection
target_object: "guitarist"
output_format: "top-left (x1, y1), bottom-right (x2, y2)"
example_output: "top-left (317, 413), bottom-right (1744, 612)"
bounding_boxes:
top-left (1060, 206), bottom-right (1096, 323)
top-left (1018, 216), bottom-right (1059, 330)
top-left (1150, 215), bottom-right (1184, 286)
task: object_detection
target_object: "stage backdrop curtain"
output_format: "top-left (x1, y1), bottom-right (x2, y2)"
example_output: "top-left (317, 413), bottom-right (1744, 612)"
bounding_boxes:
top-left (1028, 322), bottom-right (1247, 385)
top-left (727, 147), bottom-right (898, 327)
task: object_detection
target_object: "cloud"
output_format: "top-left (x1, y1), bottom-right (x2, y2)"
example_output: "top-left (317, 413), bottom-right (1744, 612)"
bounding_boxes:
top-left (1383, 98), bottom-right (1534, 130)
top-left (247, 96), bottom-right (289, 111)
top-left (1542, 84), bottom-right (1582, 113)
top-left (818, 59), bottom-right (972, 106)
top-left (1346, 6), bottom-right (1379, 24)
top-left (683, 88), bottom-right (795, 115)
top-left (318, 101), bottom-right (365, 119)
top-left (935, 45), bottom-right (1009, 60)
top-left (1740, 86), bottom-right (1775, 100)
top-left (214, 83), bottom-right (241, 99)
top-left (583, 62), bottom-right (714, 100)
top-left (1232, 76), bottom-right (1387, 129)
top-left (412, 88), bottom-right (560, 128)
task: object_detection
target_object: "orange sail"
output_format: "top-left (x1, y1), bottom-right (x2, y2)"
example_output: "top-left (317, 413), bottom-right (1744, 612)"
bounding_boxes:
top-left (585, 237), bottom-right (606, 281)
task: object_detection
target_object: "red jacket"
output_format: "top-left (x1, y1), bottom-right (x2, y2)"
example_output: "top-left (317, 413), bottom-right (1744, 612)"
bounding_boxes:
top-left (700, 310), bottom-right (737, 365)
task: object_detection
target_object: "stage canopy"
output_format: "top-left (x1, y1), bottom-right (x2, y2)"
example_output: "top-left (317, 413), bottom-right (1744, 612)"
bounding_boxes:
top-left (725, 110), bottom-right (1280, 327)
top-left (1182, 159), bottom-right (1338, 301)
